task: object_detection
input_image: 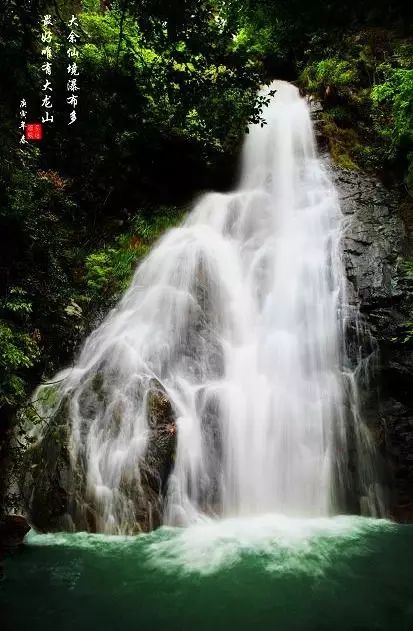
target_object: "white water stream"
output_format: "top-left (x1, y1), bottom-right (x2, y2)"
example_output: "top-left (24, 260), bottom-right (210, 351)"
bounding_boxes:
top-left (34, 81), bottom-right (384, 533)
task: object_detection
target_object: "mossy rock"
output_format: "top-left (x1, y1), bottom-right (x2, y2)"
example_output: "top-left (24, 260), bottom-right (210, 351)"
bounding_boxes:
top-left (322, 113), bottom-right (361, 170)
top-left (20, 398), bottom-right (73, 531)
top-left (20, 398), bottom-right (92, 532)
top-left (21, 378), bottom-right (178, 534)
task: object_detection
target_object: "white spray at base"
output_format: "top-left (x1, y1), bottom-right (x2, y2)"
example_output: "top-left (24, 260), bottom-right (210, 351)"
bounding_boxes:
top-left (33, 81), bottom-right (385, 533)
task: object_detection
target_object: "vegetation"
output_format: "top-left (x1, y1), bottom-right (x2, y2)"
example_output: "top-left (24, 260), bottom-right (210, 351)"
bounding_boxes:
top-left (299, 29), bottom-right (413, 187)
top-left (0, 3), bottom-right (262, 403)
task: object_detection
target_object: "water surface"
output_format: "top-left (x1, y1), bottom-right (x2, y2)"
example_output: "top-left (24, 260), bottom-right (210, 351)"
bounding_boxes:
top-left (2, 515), bottom-right (413, 630)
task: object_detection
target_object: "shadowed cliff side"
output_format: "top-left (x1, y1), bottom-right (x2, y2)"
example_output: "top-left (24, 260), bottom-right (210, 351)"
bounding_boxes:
top-left (318, 128), bottom-right (413, 520)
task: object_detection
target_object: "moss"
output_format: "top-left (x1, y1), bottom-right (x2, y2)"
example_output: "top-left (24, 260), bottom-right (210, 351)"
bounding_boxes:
top-left (331, 147), bottom-right (359, 170)
top-left (35, 383), bottom-right (61, 410)
top-left (322, 114), bottom-right (361, 170)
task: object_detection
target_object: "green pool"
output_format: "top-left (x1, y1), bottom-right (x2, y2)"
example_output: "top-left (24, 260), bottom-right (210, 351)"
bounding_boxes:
top-left (2, 514), bottom-right (413, 631)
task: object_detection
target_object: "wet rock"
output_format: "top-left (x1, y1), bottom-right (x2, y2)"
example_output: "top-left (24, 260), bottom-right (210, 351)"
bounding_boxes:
top-left (138, 382), bottom-right (177, 530)
top-left (114, 382), bottom-right (177, 533)
top-left (0, 515), bottom-right (30, 556)
top-left (21, 380), bottom-right (177, 534)
top-left (20, 398), bottom-right (77, 532)
top-left (333, 165), bottom-right (406, 309)
top-left (330, 159), bottom-right (413, 520)
top-left (309, 99), bottom-right (329, 151)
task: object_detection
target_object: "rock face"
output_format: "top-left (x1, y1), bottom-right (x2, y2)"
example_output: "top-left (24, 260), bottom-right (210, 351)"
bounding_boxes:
top-left (0, 515), bottom-right (30, 559)
top-left (332, 163), bottom-right (413, 520)
top-left (21, 381), bottom-right (177, 533)
top-left (20, 399), bottom-right (74, 532)
top-left (311, 97), bottom-right (413, 519)
top-left (336, 167), bottom-right (406, 308)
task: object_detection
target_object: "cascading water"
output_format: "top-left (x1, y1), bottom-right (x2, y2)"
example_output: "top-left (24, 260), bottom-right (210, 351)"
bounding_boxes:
top-left (32, 81), bottom-right (385, 533)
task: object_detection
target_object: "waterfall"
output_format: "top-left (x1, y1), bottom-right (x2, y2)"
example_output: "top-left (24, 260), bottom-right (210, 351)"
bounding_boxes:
top-left (32, 81), bottom-right (385, 533)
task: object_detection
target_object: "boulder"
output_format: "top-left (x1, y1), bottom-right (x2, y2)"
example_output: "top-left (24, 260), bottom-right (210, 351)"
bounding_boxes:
top-left (21, 379), bottom-right (177, 533)
top-left (20, 398), bottom-right (78, 532)
top-left (0, 514), bottom-right (30, 556)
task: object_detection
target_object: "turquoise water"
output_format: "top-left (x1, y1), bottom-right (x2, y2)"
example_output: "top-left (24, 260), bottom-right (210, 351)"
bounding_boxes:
top-left (2, 514), bottom-right (413, 631)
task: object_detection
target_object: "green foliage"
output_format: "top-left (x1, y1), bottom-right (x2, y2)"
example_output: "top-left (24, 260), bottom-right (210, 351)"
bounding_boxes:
top-left (0, 289), bottom-right (40, 407)
top-left (37, 1), bottom-right (265, 215)
top-left (130, 206), bottom-right (185, 241)
top-left (84, 248), bottom-right (138, 296)
top-left (302, 59), bottom-right (358, 94)
top-left (299, 31), bottom-right (413, 187)
top-left (85, 206), bottom-right (185, 300)
top-left (3, 288), bottom-right (32, 315)
top-left (372, 69), bottom-right (413, 148)
top-left (372, 67), bottom-right (413, 192)
top-left (0, 324), bottom-right (39, 373)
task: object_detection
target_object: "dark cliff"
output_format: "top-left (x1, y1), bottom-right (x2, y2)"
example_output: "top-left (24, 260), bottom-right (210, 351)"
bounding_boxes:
top-left (333, 161), bottom-right (413, 520)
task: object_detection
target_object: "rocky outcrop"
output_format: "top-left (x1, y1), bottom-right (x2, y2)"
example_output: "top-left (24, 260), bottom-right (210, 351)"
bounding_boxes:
top-left (332, 163), bottom-right (413, 521)
top-left (20, 397), bottom-right (77, 532)
top-left (21, 381), bottom-right (177, 533)
top-left (0, 514), bottom-right (30, 578)
top-left (336, 167), bottom-right (406, 309)
top-left (311, 96), bottom-right (413, 519)
top-left (137, 384), bottom-right (177, 530)
top-left (117, 382), bottom-right (177, 533)
top-left (0, 515), bottom-right (30, 556)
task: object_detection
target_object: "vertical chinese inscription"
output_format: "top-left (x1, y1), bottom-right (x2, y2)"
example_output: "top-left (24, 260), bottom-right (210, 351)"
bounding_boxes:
top-left (67, 15), bottom-right (80, 125)
top-left (19, 99), bottom-right (27, 144)
top-left (41, 14), bottom-right (54, 124)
